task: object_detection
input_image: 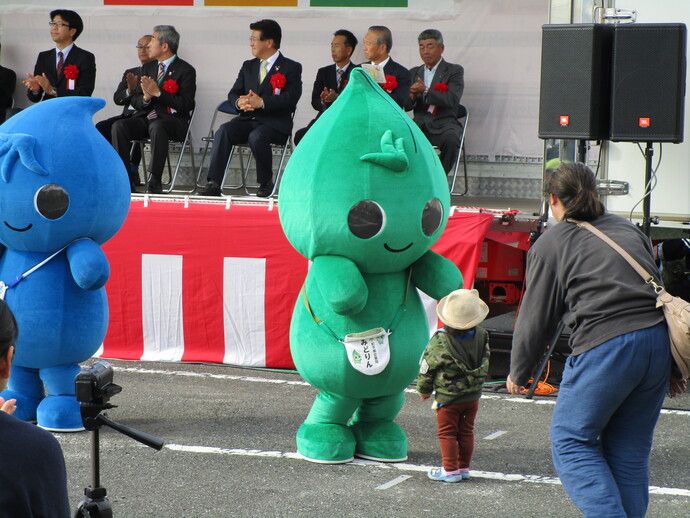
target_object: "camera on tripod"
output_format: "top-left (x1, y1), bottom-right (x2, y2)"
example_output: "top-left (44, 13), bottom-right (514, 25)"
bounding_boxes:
top-left (74, 360), bottom-right (163, 518)
top-left (76, 361), bottom-right (121, 403)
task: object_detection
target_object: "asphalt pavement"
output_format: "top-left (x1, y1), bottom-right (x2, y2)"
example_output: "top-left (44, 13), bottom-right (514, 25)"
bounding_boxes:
top-left (55, 359), bottom-right (690, 518)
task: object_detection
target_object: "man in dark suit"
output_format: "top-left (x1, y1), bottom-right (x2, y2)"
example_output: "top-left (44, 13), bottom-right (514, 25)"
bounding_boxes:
top-left (96, 35), bottom-right (154, 189)
top-left (361, 25), bottom-right (410, 110)
top-left (112, 25), bottom-right (196, 194)
top-left (0, 44), bottom-right (16, 123)
top-left (23, 10), bottom-right (95, 103)
top-left (408, 29), bottom-right (464, 175)
top-left (293, 29), bottom-right (357, 146)
top-left (199, 19), bottom-right (302, 197)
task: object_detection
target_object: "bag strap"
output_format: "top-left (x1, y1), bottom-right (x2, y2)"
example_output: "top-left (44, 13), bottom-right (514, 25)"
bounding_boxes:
top-left (572, 220), bottom-right (663, 293)
top-left (301, 267), bottom-right (413, 340)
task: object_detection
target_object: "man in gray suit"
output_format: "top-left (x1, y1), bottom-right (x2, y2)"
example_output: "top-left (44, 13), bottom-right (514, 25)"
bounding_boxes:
top-left (408, 29), bottom-right (464, 175)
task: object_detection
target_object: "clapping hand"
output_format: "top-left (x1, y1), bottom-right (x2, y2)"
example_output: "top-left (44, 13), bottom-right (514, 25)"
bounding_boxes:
top-left (140, 75), bottom-right (160, 102)
top-left (0, 397), bottom-right (16, 415)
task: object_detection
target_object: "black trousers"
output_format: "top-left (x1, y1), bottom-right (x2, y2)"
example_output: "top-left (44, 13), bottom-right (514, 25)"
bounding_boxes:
top-left (112, 115), bottom-right (187, 181)
top-left (424, 127), bottom-right (462, 175)
top-left (207, 118), bottom-right (288, 186)
top-left (96, 115), bottom-right (141, 165)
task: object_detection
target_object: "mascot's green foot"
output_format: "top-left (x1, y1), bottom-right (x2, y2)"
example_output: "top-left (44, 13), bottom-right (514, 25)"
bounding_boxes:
top-left (296, 423), bottom-right (356, 464)
top-left (351, 421), bottom-right (408, 462)
top-left (0, 389), bottom-right (42, 423)
top-left (37, 395), bottom-right (85, 432)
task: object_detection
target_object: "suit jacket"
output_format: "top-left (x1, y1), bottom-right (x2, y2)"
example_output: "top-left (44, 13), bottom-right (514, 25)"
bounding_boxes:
top-left (129, 57), bottom-right (196, 121)
top-left (27, 45), bottom-right (96, 103)
top-left (364, 57), bottom-right (411, 110)
top-left (0, 65), bottom-right (16, 112)
top-left (228, 52), bottom-right (302, 135)
top-left (310, 62), bottom-right (354, 114)
top-left (408, 58), bottom-right (464, 135)
top-left (113, 65), bottom-right (145, 117)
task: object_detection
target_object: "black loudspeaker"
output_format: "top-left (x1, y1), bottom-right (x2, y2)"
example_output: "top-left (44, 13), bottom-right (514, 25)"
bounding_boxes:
top-left (539, 24), bottom-right (613, 140)
top-left (609, 24), bottom-right (687, 143)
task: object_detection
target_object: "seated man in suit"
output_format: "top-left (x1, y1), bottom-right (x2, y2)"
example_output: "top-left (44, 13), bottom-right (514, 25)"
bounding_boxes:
top-left (361, 25), bottom-right (410, 110)
top-left (408, 29), bottom-right (464, 175)
top-left (199, 19), bottom-right (302, 197)
top-left (293, 29), bottom-right (357, 146)
top-left (96, 35), bottom-right (154, 191)
top-left (111, 25), bottom-right (196, 194)
top-left (23, 9), bottom-right (96, 102)
top-left (0, 43), bottom-right (16, 124)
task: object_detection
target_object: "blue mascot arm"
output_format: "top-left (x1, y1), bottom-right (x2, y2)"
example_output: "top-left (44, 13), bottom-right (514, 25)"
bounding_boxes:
top-left (411, 250), bottom-right (463, 301)
top-left (312, 255), bottom-right (368, 316)
top-left (66, 239), bottom-right (110, 290)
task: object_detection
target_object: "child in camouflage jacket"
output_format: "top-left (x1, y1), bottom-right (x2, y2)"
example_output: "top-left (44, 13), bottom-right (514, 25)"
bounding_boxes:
top-left (417, 289), bottom-right (490, 483)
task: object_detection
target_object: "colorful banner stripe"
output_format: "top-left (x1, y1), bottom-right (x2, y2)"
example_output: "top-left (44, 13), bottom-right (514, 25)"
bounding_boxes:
top-left (205, 0), bottom-right (297, 6)
top-left (104, 0), bottom-right (193, 5)
top-left (310, 0), bottom-right (407, 6)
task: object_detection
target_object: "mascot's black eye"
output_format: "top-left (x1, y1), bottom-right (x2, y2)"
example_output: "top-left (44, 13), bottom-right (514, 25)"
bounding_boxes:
top-left (35, 184), bottom-right (69, 220)
top-left (421, 198), bottom-right (443, 236)
top-left (348, 200), bottom-right (386, 239)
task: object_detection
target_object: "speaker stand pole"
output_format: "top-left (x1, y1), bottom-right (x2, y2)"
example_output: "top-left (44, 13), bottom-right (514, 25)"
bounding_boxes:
top-left (576, 140), bottom-right (587, 163)
top-left (642, 142), bottom-right (653, 237)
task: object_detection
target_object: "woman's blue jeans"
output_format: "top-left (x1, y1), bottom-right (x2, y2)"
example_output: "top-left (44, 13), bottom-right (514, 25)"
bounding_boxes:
top-left (550, 323), bottom-right (671, 518)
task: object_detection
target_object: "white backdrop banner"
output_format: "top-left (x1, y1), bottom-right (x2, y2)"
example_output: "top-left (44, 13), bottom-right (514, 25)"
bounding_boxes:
top-left (0, 0), bottom-right (547, 159)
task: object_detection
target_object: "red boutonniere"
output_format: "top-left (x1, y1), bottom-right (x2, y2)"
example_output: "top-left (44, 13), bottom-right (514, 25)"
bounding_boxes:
top-left (427, 82), bottom-right (449, 115)
top-left (64, 64), bottom-right (79, 80)
top-left (162, 79), bottom-right (179, 94)
top-left (270, 73), bottom-right (287, 95)
top-left (382, 75), bottom-right (398, 94)
top-left (341, 79), bottom-right (348, 89)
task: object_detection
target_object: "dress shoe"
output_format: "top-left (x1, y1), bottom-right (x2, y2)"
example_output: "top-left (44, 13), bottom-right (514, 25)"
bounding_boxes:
top-left (256, 182), bottom-right (275, 198)
top-left (147, 176), bottom-right (163, 194)
top-left (198, 181), bottom-right (221, 196)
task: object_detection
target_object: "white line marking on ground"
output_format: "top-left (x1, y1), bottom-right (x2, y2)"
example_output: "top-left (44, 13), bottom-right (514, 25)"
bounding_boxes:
top-left (376, 475), bottom-right (412, 490)
top-left (163, 444), bottom-right (690, 497)
top-left (114, 367), bottom-right (690, 416)
top-left (483, 430), bottom-right (507, 440)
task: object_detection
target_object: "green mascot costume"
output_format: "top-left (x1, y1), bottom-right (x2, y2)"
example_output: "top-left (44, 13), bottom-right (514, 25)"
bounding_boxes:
top-left (279, 69), bottom-right (462, 464)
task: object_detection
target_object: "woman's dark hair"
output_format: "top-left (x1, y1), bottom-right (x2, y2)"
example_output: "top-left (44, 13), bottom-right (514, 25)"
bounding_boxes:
top-left (0, 300), bottom-right (17, 361)
top-left (544, 162), bottom-right (605, 221)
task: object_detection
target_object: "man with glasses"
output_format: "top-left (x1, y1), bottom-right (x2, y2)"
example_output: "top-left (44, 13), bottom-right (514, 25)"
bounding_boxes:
top-left (23, 9), bottom-right (96, 102)
top-left (96, 35), bottom-right (154, 191)
top-left (199, 19), bottom-right (302, 197)
top-left (111, 25), bottom-right (196, 195)
top-left (293, 29), bottom-right (357, 146)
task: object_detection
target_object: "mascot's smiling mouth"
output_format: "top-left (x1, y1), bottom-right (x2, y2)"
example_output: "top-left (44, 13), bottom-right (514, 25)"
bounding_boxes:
top-left (384, 242), bottom-right (413, 253)
top-left (4, 221), bottom-right (32, 232)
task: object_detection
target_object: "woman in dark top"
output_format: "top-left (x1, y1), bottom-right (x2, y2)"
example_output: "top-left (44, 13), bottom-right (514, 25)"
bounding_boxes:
top-left (0, 300), bottom-right (71, 517)
top-left (507, 163), bottom-right (684, 518)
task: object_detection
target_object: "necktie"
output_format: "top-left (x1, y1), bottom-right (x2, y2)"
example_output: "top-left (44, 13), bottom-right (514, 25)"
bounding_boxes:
top-left (56, 51), bottom-right (64, 79)
top-left (147, 63), bottom-right (166, 120)
top-left (336, 68), bottom-right (343, 90)
top-left (259, 60), bottom-right (267, 84)
top-left (157, 62), bottom-right (166, 84)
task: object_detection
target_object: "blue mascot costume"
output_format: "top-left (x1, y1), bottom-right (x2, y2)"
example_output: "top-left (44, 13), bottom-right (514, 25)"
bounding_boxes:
top-left (0, 97), bottom-right (130, 431)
